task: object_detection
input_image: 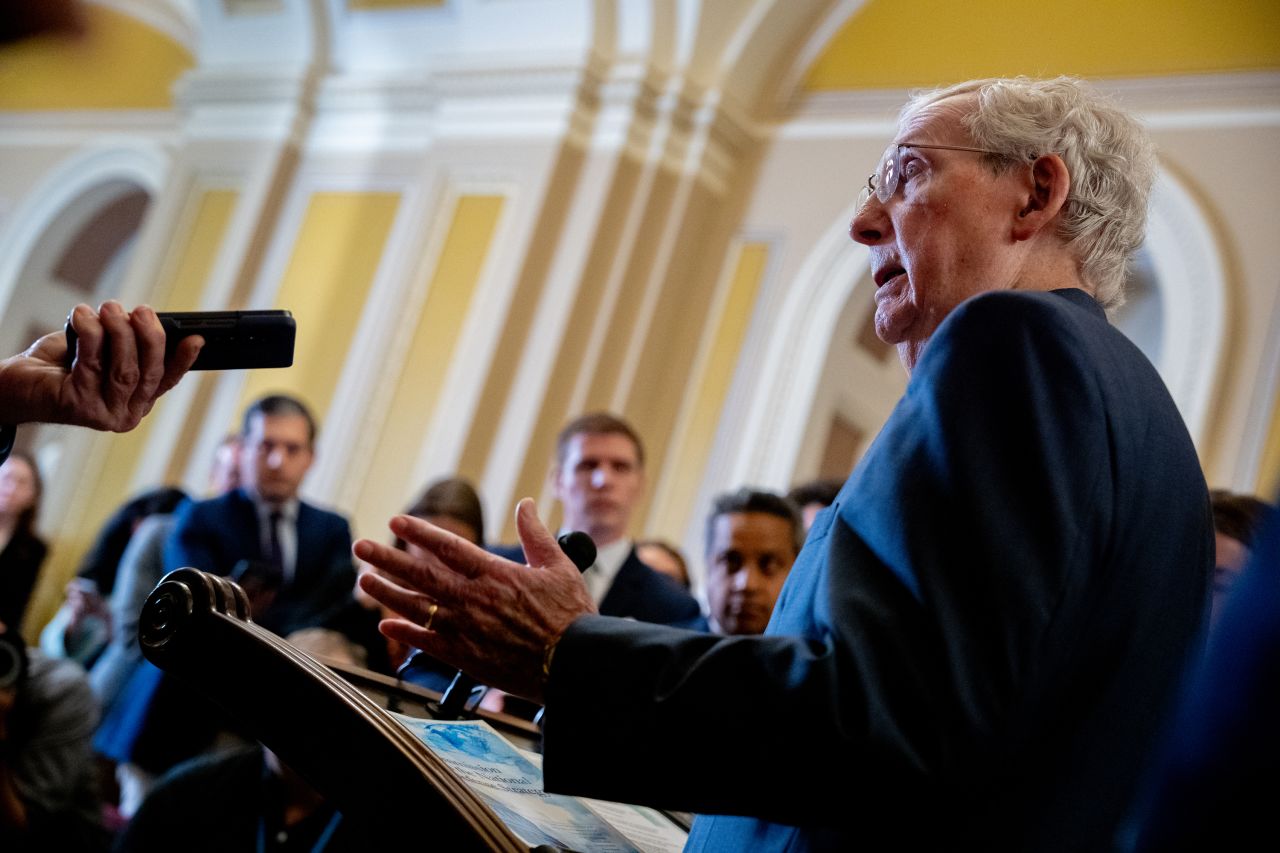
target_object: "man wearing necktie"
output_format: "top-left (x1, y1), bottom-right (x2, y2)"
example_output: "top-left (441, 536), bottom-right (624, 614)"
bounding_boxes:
top-left (165, 395), bottom-right (355, 636)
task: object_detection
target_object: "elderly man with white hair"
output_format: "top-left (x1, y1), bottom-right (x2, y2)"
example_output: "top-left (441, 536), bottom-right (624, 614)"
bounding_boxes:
top-left (358, 77), bottom-right (1211, 852)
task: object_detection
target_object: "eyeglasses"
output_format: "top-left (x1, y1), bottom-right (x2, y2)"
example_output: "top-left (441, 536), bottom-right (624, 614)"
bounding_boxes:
top-left (857, 142), bottom-right (1028, 210)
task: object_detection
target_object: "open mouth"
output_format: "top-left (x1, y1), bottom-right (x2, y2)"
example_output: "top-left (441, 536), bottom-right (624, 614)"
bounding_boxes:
top-left (874, 263), bottom-right (906, 288)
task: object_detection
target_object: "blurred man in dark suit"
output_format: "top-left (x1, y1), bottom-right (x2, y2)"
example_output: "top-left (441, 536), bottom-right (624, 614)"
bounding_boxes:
top-left (493, 413), bottom-right (702, 630)
top-left (165, 394), bottom-right (354, 635)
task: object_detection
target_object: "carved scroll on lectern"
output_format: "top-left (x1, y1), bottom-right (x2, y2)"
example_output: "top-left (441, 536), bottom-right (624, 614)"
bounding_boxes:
top-left (139, 568), bottom-right (534, 852)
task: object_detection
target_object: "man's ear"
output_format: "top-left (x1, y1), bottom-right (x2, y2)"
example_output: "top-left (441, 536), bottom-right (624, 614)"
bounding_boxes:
top-left (1012, 153), bottom-right (1070, 242)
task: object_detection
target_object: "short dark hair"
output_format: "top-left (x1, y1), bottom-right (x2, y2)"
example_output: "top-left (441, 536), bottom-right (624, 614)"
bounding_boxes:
top-left (706, 488), bottom-right (805, 556)
top-left (241, 394), bottom-right (317, 447)
top-left (787, 478), bottom-right (843, 509)
top-left (399, 477), bottom-right (486, 547)
top-left (555, 412), bottom-right (644, 468)
top-left (1210, 489), bottom-right (1273, 548)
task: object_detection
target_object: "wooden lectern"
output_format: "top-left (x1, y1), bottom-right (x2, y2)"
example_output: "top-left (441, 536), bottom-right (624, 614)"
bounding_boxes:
top-left (138, 567), bottom-right (545, 851)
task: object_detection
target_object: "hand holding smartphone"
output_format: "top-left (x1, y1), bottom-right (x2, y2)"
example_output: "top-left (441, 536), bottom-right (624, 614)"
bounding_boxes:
top-left (64, 309), bottom-right (295, 371)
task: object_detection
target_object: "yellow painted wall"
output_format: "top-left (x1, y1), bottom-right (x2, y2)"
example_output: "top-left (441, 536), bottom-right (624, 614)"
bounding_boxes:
top-left (237, 191), bottom-right (402, 420)
top-left (0, 6), bottom-right (193, 110)
top-left (649, 241), bottom-right (770, 538)
top-left (158, 190), bottom-right (241, 309)
top-left (805, 0), bottom-right (1280, 90)
top-left (354, 194), bottom-right (505, 540)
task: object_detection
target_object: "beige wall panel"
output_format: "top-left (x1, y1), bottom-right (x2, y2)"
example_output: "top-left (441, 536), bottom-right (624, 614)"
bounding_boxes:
top-left (456, 145), bottom-right (585, 484)
top-left (647, 241), bottom-right (771, 542)
top-left (354, 194), bottom-right (505, 541)
top-left (583, 168), bottom-right (679, 410)
top-left (500, 156), bottom-right (646, 541)
top-left (625, 179), bottom-right (744, 533)
top-left (1151, 124), bottom-right (1280, 485)
top-left (0, 147), bottom-right (82, 205)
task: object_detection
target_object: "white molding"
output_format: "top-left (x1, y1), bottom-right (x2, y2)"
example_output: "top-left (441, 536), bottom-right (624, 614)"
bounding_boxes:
top-left (1141, 108), bottom-right (1280, 130)
top-left (784, 71), bottom-right (1280, 128)
top-left (0, 140), bottom-right (170, 324)
top-left (1143, 171), bottom-right (1228, 450)
top-left (1236, 287), bottom-right (1280, 492)
top-left (0, 140), bottom-right (171, 535)
top-left (724, 200), bottom-right (870, 490)
top-left (0, 112), bottom-right (182, 147)
top-left (175, 68), bottom-right (312, 140)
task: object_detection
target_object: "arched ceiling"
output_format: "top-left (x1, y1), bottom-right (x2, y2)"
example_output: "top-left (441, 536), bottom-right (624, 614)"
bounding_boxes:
top-left (0, 3), bottom-right (192, 110)
top-left (803, 0), bottom-right (1280, 91)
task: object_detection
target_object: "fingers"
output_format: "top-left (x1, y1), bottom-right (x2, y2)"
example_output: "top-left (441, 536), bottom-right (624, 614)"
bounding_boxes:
top-left (67, 303), bottom-right (104, 375)
top-left (126, 305), bottom-right (167, 414)
top-left (513, 497), bottom-right (567, 571)
top-left (358, 571), bottom-right (441, 627)
top-left (388, 514), bottom-right (496, 581)
top-left (98, 301), bottom-right (140, 416)
top-left (157, 334), bottom-right (202, 397)
top-left (54, 302), bottom-right (198, 431)
top-left (353, 536), bottom-right (476, 611)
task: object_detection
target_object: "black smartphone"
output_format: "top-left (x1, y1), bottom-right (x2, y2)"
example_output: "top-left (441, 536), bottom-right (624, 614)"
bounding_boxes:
top-left (64, 309), bottom-right (295, 371)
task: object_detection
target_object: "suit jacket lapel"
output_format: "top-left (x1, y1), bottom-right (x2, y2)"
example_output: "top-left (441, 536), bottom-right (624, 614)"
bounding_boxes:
top-left (599, 548), bottom-right (643, 617)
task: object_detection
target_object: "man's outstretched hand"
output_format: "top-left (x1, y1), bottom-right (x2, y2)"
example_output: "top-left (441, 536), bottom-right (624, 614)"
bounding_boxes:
top-left (355, 498), bottom-right (596, 704)
top-left (0, 302), bottom-right (202, 432)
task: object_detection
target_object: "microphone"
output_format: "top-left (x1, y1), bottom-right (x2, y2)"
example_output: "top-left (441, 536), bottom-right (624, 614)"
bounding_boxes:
top-left (556, 530), bottom-right (597, 573)
top-left (434, 531), bottom-right (597, 720)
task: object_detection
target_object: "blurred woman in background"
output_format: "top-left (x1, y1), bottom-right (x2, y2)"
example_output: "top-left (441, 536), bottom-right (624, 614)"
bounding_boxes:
top-left (0, 452), bottom-right (45, 633)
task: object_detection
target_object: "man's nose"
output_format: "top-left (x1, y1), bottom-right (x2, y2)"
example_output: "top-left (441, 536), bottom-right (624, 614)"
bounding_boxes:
top-left (590, 468), bottom-right (610, 489)
top-left (267, 448), bottom-right (286, 468)
top-left (732, 566), bottom-right (759, 593)
top-left (850, 196), bottom-right (891, 246)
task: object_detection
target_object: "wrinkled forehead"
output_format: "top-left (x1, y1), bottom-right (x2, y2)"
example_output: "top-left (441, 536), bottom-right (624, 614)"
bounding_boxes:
top-left (896, 92), bottom-right (977, 145)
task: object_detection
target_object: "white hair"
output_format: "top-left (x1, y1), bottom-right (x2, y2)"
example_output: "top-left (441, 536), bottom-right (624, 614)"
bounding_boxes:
top-left (901, 77), bottom-right (1157, 309)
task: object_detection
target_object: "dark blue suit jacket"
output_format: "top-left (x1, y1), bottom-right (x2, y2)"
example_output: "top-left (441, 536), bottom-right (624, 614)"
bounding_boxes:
top-left (165, 488), bottom-right (355, 637)
top-left (542, 290), bottom-right (1212, 852)
top-left (95, 489), bottom-right (355, 772)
